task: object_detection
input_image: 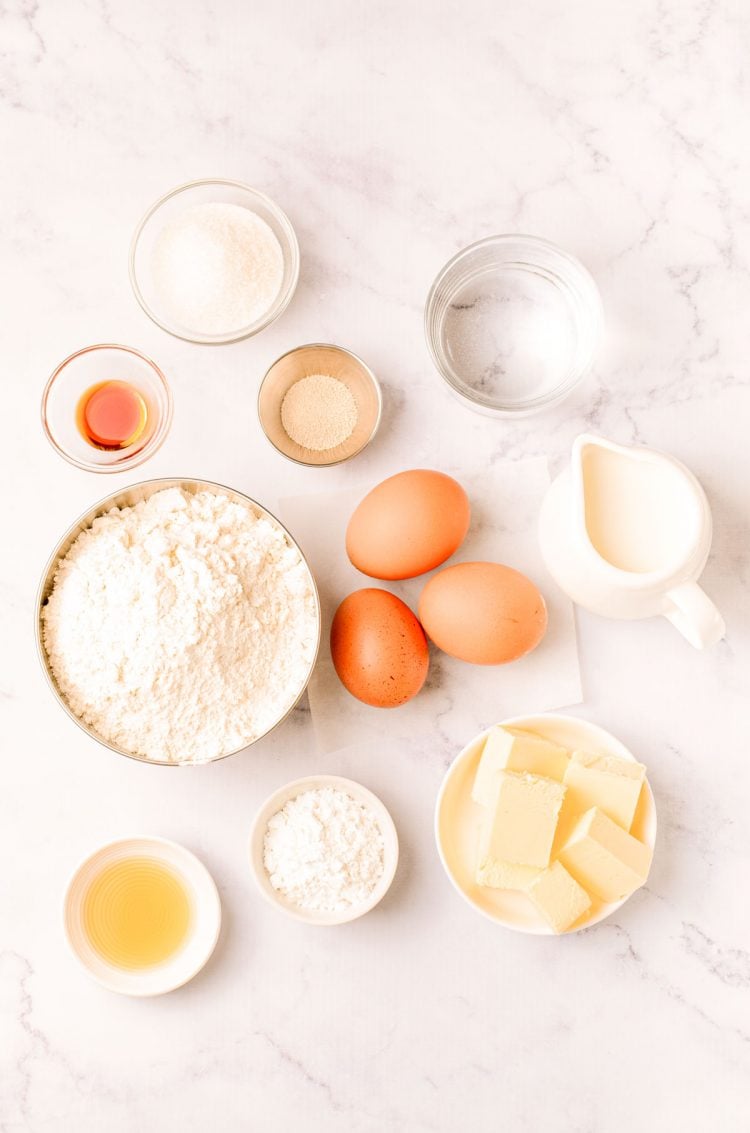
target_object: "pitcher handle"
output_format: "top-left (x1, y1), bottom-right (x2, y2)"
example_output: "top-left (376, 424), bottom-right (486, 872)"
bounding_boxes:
top-left (663, 582), bottom-right (725, 649)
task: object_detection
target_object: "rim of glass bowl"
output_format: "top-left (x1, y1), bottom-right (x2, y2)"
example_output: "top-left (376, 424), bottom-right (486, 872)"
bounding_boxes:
top-left (128, 178), bottom-right (301, 345)
top-left (35, 477), bottom-right (322, 766)
top-left (424, 233), bottom-right (603, 417)
top-left (40, 343), bottom-right (174, 473)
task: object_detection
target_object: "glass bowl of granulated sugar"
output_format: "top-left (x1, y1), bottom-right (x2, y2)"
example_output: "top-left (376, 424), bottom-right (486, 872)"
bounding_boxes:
top-left (129, 179), bottom-right (300, 344)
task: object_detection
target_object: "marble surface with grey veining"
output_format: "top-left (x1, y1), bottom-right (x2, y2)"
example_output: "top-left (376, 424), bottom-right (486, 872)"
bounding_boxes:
top-left (1, 1), bottom-right (749, 1130)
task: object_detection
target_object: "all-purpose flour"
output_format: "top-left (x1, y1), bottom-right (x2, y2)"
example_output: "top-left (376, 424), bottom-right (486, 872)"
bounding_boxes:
top-left (263, 788), bottom-right (385, 911)
top-left (42, 488), bottom-right (318, 763)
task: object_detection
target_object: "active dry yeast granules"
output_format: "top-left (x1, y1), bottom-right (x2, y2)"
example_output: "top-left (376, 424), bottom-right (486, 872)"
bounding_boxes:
top-left (281, 373), bottom-right (358, 451)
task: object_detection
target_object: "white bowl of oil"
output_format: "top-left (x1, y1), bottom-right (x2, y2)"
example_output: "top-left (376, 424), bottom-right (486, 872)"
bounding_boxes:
top-left (63, 836), bottom-right (221, 996)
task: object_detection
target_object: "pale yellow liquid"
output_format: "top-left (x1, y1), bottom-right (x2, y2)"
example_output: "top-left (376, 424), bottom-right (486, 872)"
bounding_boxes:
top-left (582, 444), bottom-right (697, 573)
top-left (82, 857), bottom-right (192, 970)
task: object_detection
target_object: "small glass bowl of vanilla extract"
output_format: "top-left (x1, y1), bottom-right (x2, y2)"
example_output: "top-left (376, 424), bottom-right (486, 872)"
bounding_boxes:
top-left (41, 343), bottom-right (173, 472)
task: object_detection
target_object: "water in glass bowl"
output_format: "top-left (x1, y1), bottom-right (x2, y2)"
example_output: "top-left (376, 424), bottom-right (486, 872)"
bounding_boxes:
top-left (440, 265), bottom-right (580, 408)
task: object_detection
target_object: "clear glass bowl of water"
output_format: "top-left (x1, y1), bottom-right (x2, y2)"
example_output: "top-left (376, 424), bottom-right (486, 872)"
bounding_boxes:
top-left (424, 234), bottom-right (603, 417)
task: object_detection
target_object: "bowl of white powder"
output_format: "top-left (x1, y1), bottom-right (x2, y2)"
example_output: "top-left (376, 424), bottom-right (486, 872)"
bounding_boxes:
top-left (250, 775), bottom-right (399, 925)
top-left (36, 478), bottom-right (321, 765)
top-left (258, 343), bottom-right (383, 467)
top-left (129, 179), bottom-right (299, 344)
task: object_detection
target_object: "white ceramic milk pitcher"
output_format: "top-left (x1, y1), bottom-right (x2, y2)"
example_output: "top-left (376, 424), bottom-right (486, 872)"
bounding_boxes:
top-left (538, 434), bottom-right (725, 649)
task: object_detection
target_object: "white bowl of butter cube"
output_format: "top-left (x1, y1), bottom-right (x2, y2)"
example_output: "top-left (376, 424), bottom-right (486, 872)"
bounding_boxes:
top-left (435, 714), bottom-right (657, 935)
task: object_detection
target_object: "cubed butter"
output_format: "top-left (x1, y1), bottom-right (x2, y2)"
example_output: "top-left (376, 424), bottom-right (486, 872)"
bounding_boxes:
top-left (478, 771), bottom-right (566, 869)
top-left (472, 725), bottom-right (570, 807)
top-left (527, 861), bottom-right (592, 933)
top-left (559, 806), bottom-right (652, 902)
top-left (563, 750), bottom-right (646, 831)
top-left (476, 857), bottom-right (540, 891)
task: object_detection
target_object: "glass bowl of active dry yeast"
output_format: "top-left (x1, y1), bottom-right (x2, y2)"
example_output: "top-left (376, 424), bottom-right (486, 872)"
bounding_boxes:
top-left (41, 343), bottom-right (173, 473)
top-left (258, 343), bottom-right (383, 467)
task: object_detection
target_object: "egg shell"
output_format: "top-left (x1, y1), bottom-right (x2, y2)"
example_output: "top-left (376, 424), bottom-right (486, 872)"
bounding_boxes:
top-left (346, 469), bottom-right (470, 580)
top-left (418, 562), bottom-right (547, 665)
top-left (330, 588), bottom-right (429, 708)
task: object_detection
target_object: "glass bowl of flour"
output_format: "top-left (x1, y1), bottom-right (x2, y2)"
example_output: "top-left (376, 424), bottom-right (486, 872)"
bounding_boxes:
top-left (36, 478), bottom-right (321, 766)
top-left (129, 179), bottom-right (300, 344)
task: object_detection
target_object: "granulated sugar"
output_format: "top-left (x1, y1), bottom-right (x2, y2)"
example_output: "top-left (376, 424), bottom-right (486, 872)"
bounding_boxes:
top-left (42, 488), bottom-right (318, 763)
top-left (281, 373), bottom-right (358, 451)
top-left (263, 787), bottom-right (385, 911)
top-left (151, 202), bottom-right (284, 336)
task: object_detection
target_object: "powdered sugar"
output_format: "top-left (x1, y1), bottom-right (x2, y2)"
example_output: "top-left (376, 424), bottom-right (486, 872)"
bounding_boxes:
top-left (42, 487), bottom-right (318, 763)
top-left (263, 787), bottom-right (385, 911)
top-left (151, 202), bottom-right (284, 336)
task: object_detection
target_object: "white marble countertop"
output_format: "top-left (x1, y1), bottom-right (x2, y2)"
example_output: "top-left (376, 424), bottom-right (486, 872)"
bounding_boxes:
top-left (2, 2), bottom-right (748, 1130)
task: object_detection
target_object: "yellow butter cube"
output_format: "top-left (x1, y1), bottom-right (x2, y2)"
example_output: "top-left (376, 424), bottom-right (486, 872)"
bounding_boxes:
top-left (472, 725), bottom-right (571, 808)
top-left (476, 857), bottom-right (540, 891)
top-left (559, 806), bottom-right (652, 902)
top-left (527, 861), bottom-right (592, 933)
top-left (478, 771), bottom-right (566, 869)
top-left (563, 750), bottom-right (646, 831)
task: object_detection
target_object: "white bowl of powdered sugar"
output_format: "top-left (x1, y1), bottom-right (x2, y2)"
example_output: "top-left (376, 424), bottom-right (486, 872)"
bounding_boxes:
top-left (36, 478), bottom-right (321, 765)
top-left (250, 775), bottom-right (399, 926)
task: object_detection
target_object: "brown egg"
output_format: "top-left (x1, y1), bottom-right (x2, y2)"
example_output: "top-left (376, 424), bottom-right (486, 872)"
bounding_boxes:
top-left (346, 469), bottom-right (470, 580)
top-left (418, 562), bottom-right (547, 665)
top-left (330, 589), bottom-right (429, 708)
